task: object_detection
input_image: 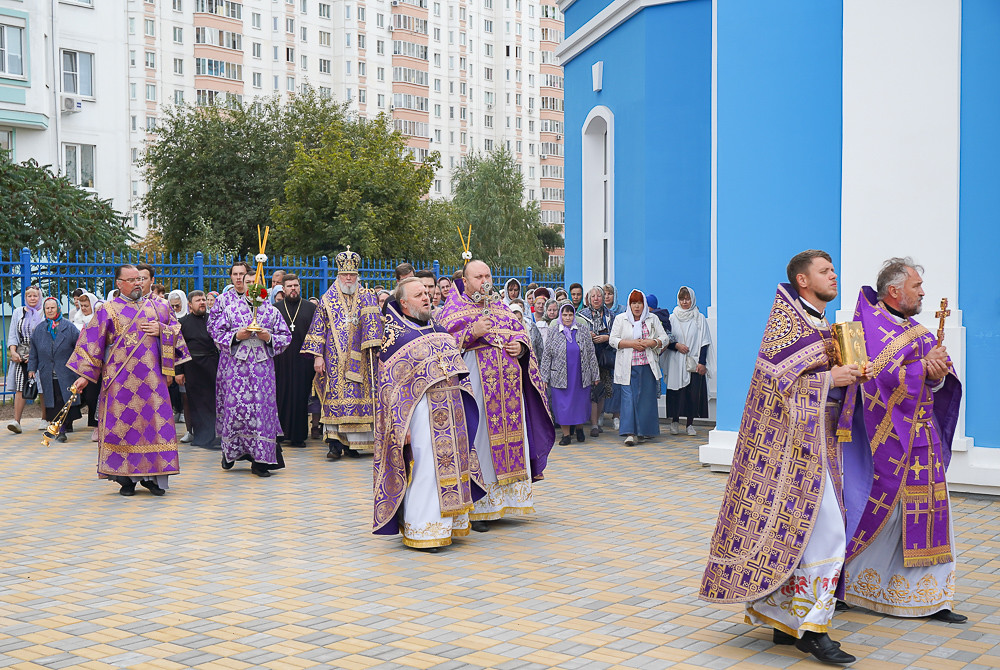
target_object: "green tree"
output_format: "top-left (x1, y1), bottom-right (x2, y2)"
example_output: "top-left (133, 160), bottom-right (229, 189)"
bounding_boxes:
top-left (0, 157), bottom-right (134, 251)
top-left (141, 90), bottom-right (348, 254)
top-left (451, 147), bottom-right (547, 268)
top-left (270, 114), bottom-right (441, 258)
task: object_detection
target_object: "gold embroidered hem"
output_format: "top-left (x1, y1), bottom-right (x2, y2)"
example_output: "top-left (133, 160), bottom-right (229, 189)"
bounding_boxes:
top-left (469, 506), bottom-right (536, 521)
top-left (844, 592), bottom-right (951, 617)
top-left (402, 536), bottom-right (455, 548)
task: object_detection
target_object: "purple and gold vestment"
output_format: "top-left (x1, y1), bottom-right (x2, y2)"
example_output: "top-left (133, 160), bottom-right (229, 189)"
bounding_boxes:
top-left (436, 283), bottom-right (554, 486)
top-left (68, 295), bottom-right (191, 479)
top-left (701, 284), bottom-right (844, 605)
top-left (839, 287), bottom-right (962, 616)
top-left (301, 284), bottom-right (382, 450)
top-left (207, 290), bottom-right (291, 464)
top-left (372, 301), bottom-right (485, 546)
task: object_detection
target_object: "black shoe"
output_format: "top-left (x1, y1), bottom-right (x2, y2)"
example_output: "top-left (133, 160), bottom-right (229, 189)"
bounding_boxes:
top-left (590, 426), bottom-right (600, 437)
top-left (250, 463), bottom-right (271, 477)
top-left (835, 600), bottom-right (850, 612)
top-left (559, 435), bottom-right (572, 446)
top-left (344, 448), bottom-right (361, 458)
top-left (794, 632), bottom-right (855, 664)
top-left (326, 439), bottom-right (344, 460)
top-left (772, 629), bottom-right (796, 645)
top-left (471, 521), bottom-right (489, 533)
top-left (221, 456), bottom-right (234, 470)
top-left (930, 609), bottom-right (968, 623)
top-left (575, 428), bottom-right (585, 442)
top-left (56, 433), bottom-right (68, 443)
top-left (118, 478), bottom-right (136, 497)
top-left (140, 480), bottom-right (165, 496)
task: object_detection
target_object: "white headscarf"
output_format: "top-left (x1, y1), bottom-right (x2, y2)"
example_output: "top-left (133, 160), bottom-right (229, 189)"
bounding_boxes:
top-left (73, 291), bottom-right (102, 328)
top-left (104, 288), bottom-right (120, 301)
top-left (503, 278), bottom-right (521, 305)
top-left (168, 289), bottom-right (188, 318)
top-left (671, 286), bottom-right (700, 322)
top-left (626, 289), bottom-right (649, 339)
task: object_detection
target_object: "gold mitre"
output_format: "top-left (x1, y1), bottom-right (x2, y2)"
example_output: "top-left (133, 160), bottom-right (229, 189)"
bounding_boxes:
top-left (335, 246), bottom-right (361, 274)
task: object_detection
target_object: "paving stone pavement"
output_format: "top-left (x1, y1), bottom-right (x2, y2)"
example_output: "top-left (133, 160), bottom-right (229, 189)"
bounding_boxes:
top-left (1, 423), bottom-right (999, 670)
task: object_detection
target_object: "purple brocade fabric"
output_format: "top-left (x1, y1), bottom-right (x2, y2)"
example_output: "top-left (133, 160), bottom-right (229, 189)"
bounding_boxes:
top-left (840, 287), bottom-right (962, 568)
top-left (207, 291), bottom-right (291, 464)
top-left (700, 284), bottom-right (841, 604)
top-left (67, 295), bottom-right (191, 478)
top-left (372, 300), bottom-right (484, 537)
top-left (436, 281), bottom-right (555, 481)
top-left (300, 284), bottom-right (383, 439)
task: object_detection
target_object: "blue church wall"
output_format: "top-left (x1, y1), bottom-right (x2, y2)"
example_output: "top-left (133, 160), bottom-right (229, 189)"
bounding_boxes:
top-left (563, 0), bottom-right (611, 36)
top-left (959, 0), bottom-right (1000, 449)
top-left (564, 0), bottom-right (711, 309)
top-left (715, 0), bottom-right (843, 431)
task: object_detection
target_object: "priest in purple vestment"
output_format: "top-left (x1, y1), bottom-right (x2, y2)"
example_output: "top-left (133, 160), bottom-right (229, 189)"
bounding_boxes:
top-left (68, 264), bottom-right (191, 498)
top-left (840, 258), bottom-right (965, 623)
top-left (700, 250), bottom-right (862, 665)
top-left (301, 247), bottom-right (383, 459)
top-left (436, 260), bottom-right (555, 534)
top-left (208, 261), bottom-right (292, 477)
top-left (373, 278), bottom-right (486, 550)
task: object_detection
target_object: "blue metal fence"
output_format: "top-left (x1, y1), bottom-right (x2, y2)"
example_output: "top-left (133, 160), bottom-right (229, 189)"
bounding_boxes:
top-left (0, 248), bottom-right (565, 399)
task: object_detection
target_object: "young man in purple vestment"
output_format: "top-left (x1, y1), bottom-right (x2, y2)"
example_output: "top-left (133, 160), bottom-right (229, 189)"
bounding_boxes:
top-left (839, 258), bottom-right (965, 623)
top-left (208, 261), bottom-right (292, 477)
top-left (436, 260), bottom-right (555, 534)
top-left (301, 248), bottom-right (383, 460)
top-left (701, 250), bottom-right (865, 665)
top-left (68, 264), bottom-right (191, 497)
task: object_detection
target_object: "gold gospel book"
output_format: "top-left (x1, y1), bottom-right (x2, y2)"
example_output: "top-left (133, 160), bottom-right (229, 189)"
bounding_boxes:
top-left (832, 322), bottom-right (869, 369)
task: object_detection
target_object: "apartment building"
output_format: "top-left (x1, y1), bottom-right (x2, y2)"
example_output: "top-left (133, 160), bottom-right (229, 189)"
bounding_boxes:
top-left (0, 0), bottom-right (563, 246)
top-left (0, 1), bottom-right (131, 219)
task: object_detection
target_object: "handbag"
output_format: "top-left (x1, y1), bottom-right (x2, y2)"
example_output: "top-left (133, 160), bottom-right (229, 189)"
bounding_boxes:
top-left (22, 375), bottom-right (38, 401)
top-left (686, 355), bottom-right (700, 373)
top-left (596, 342), bottom-right (616, 370)
top-left (15, 343), bottom-right (29, 362)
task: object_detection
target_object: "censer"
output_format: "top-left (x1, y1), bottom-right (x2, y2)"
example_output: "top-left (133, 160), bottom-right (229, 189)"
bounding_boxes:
top-left (41, 384), bottom-right (81, 446)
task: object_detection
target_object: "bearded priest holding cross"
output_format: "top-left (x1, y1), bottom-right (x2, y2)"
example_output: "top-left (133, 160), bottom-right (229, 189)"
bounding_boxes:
top-left (839, 257), bottom-right (966, 622)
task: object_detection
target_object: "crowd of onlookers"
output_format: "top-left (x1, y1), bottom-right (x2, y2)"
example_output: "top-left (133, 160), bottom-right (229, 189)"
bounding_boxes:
top-left (4, 260), bottom-right (714, 448)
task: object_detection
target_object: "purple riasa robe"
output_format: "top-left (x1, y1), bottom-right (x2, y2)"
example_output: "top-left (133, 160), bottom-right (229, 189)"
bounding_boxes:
top-left (207, 290), bottom-right (291, 465)
top-left (839, 286), bottom-right (962, 568)
top-left (67, 295), bottom-right (191, 480)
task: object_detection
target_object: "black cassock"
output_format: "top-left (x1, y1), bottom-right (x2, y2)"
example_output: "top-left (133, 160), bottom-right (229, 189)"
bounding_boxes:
top-left (177, 312), bottom-right (220, 448)
top-left (275, 297), bottom-right (317, 445)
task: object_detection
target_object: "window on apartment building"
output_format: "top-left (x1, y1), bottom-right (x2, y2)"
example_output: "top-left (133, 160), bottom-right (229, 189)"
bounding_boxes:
top-left (484, 43), bottom-right (492, 57)
top-left (434, 104), bottom-right (441, 117)
top-left (461, 132), bottom-right (466, 145)
top-left (173, 58), bottom-right (183, 74)
top-left (433, 2), bottom-right (440, 16)
top-left (319, 2), bottom-right (330, 17)
top-left (358, 7), bottom-right (365, 21)
top-left (61, 50), bottom-right (94, 97)
top-left (301, 27), bottom-right (307, 42)
top-left (358, 61), bottom-right (366, 75)
top-left (301, 0), bottom-right (308, 12)
top-left (484, 139), bottom-right (493, 151)
top-left (128, 18), bottom-right (136, 35)
top-left (433, 78), bottom-right (440, 92)
top-left (173, 0), bottom-right (183, 9)
top-left (376, 12), bottom-right (384, 27)
top-left (301, 55), bottom-right (308, 70)
top-left (484, 115), bottom-right (493, 128)
top-left (528, 119), bottom-right (534, 132)
top-left (433, 53), bottom-right (440, 67)
top-left (131, 115), bottom-right (137, 131)
top-left (252, 42), bottom-right (262, 58)
top-left (129, 83), bottom-right (137, 100)
top-left (375, 39), bottom-right (382, 54)
top-left (129, 50), bottom-right (136, 67)
top-left (253, 71), bottom-right (262, 87)
top-left (147, 116), bottom-right (157, 131)
top-left (376, 66), bottom-right (384, 81)
top-left (286, 17), bottom-right (295, 33)
top-left (252, 11), bottom-right (261, 28)
top-left (377, 93), bottom-right (384, 108)
top-left (144, 19), bottom-right (155, 36)
top-left (319, 31), bottom-right (331, 46)
top-left (448, 106), bottom-right (453, 119)
top-left (131, 148), bottom-right (139, 163)
top-left (145, 51), bottom-right (156, 68)
top-left (132, 180), bottom-right (139, 197)
top-left (319, 86), bottom-right (331, 97)
top-left (359, 89), bottom-right (366, 103)
top-left (345, 33), bottom-right (351, 47)
top-left (174, 89), bottom-right (184, 104)
top-left (287, 76), bottom-right (295, 91)
top-left (173, 27), bottom-right (183, 43)
top-left (345, 4), bottom-right (351, 19)
top-left (273, 75), bottom-right (279, 90)
top-left (273, 46), bottom-right (279, 60)
top-left (319, 59), bottom-right (330, 74)
top-left (358, 34), bottom-right (365, 49)
top-left (434, 180), bottom-right (441, 194)
top-left (448, 31), bottom-right (454, 45)
top-left (345, 61), bottom-right (351, 75)
top-left (346, 87), bottom-right (352, 100)
top-left (484, 67), bottom-right (492, 81)
top-left (528, 73), bottom-right (534, 86)
top-left (432, 27), bottom-right (440, 42)
top-left (286, 47), bottom-right (295, 62)
top-left (63, 143), bottom-right (95, 188)
top-left (528, 27), bottom-right (535, 40)
top-left (272, 17), bottom-right (279, 32)
top-left (146, 84), bottom-right (157, 101)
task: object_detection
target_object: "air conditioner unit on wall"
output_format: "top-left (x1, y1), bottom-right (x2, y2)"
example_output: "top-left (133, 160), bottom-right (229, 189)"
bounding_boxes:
top-left (61, 94), bottom-right (83, 114)
top-left (388, 26), bottom-right (394, 31)
top-left (539, 154), bottom-right (547, 159)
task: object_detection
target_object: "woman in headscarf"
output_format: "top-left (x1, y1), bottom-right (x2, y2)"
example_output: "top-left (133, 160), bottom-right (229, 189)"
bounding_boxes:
top-left (665, 286), bottom-right (713, 436)
top-left (540, 302), bottom-right (600, 445)
top-left (534, 298), bottom-right (560, 345)
top-left (168, 289), bottom-right (189, 319)
top-left (27, 297), bottom-right (81, 442)
top-left (6, 286), bottom-right (45, 434)
top-left (554, 287), bottom-right (569, 303)
top-left (578, 286), bottom-right (617, 437)
top-left (603, 284), bottom-right (625, 317)
top-left (70, 291), bottom-right (102, 330)
top-left (206, 291), bottom-right (219, 312)
top-left (503, 277), bottom-right (522, 305)
top-left (609, 290), bottom-right (668, 446)
top-left (269, 285), bottom-right (284, 305)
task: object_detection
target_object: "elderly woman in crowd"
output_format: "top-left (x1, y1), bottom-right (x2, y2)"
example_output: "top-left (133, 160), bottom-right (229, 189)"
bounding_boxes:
top-left (534, 298), bottom-right (560, 344)
top-left (665, 286), bottom-right (713, 436)
top-left (6, 286), bottom-right (46, 433)
top-left (28, 297), bottom-right (81, 442)
top-left (554, 287), bottom-right (569, 303)
top-left (168, 289), bottom-right (189, 319)
top-left (578, 286), bottom-right (617, 437)
top-left (610, 290), bottom-right (668, 446)
top-left (70, 291), bottom-right (101, 330)
top-left (541, 302), bottom-right (600, 445)
top-left (68, 291), bottom-right (103, 437)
